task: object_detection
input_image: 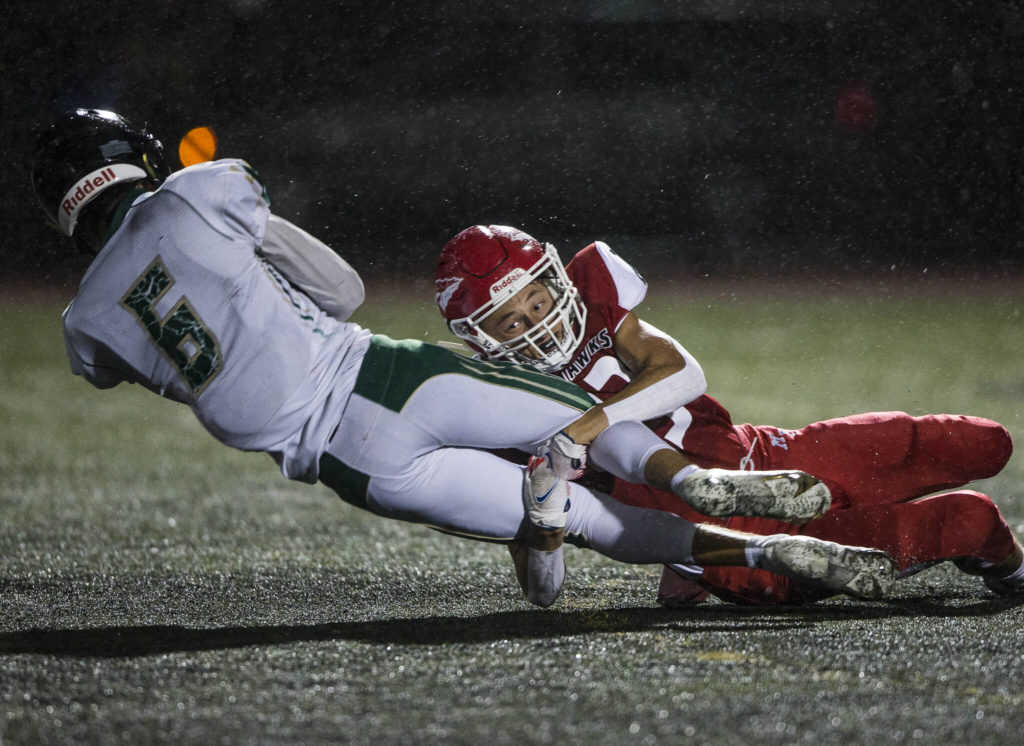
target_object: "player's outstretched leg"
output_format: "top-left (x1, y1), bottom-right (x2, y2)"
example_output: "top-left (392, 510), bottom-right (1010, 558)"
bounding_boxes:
top-left (801, 490), bottom-right (1024, 598)
top-left (747, 534), bottom-right (897, 600)
top-left (563, 477), bottom-right (897, 602)
top-left (677, 468), bottom-right (832, 523)
top-left (595, 429), bottom-right (830, 524)
top-left (954, 545), bottom-right (1024, 597)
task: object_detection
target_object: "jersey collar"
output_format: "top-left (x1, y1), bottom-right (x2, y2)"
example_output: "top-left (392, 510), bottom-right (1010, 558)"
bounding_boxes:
top-left (101, 185), bottom-right (152, 246)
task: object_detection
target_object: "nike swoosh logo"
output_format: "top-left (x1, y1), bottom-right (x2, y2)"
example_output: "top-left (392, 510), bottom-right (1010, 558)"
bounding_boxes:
top-left (535, 486), bottom-right (556, 503)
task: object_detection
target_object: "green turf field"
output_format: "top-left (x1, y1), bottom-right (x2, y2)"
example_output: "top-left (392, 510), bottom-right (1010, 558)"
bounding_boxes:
top-left (2, 277), bottom-right (1023, 744)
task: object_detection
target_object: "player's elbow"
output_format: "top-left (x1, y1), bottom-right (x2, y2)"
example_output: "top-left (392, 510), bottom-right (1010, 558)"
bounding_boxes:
top-left (336, 274), bottom-right (365, 317)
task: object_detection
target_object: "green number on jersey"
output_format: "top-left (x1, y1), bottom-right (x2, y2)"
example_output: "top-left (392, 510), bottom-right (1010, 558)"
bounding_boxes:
top-left (121, 258), bottom-right (223, 395)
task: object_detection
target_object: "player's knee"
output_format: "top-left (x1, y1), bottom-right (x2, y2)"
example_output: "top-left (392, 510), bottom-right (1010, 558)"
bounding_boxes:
top-left (936, 490), bottom-right (1015, 560)
top-left (942, 491), bottom-right (1000, 528)
top-left (948, 417), bottom-right (1013, 477)
top-left (976, 420), bottom-right (1013, 475)
top-left (913, 415), bottom-right (1012, 478)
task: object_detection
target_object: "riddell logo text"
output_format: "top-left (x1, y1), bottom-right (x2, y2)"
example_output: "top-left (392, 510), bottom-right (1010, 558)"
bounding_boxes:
top-left (62, 168), bottom-right (117, 217)
top-left (490, 268), bottom-right (526, 297)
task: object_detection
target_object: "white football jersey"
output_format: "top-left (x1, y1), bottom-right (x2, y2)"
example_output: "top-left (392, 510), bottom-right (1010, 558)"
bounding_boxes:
top-left (62, 159), bottom-right (370, 482)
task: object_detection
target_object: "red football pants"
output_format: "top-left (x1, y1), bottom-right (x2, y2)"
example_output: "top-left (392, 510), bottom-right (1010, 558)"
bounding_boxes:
top-left (612, 412), bottom-right (1015, 604)
top-left (737, 411), bottom-right (1011, 510)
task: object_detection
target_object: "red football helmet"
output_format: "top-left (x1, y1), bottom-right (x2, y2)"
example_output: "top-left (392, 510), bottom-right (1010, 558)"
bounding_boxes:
top-left (435, 225), bottom-right (587, 372)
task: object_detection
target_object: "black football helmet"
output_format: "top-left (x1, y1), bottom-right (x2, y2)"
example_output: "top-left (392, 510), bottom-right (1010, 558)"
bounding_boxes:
top-left (31, 108), bottom-right (171, 238)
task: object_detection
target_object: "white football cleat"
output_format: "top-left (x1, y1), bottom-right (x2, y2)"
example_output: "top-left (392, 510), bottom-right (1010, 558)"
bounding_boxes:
top-left (755, 534), bottom-right (897, 600)
top-left (679, 468), bottom-right (832, 523)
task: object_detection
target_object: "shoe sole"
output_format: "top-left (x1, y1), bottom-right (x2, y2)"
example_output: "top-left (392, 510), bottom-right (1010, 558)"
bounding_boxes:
top-left (764, 536), bottom-right (897, 600)
top-left (683, 469), bottom-right (832, 523)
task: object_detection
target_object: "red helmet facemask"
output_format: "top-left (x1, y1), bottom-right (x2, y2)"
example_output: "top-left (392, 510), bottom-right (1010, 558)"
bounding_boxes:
top-left (435, 225), bottom-right (587, 373)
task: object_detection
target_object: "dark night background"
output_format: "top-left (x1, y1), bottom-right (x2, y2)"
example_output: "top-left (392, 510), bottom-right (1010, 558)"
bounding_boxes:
top-left (3, 1), bottom-right (1023, 284)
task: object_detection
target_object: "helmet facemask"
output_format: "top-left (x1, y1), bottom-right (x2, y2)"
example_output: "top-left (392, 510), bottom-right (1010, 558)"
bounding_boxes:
top-left (450, 243), bottom-right (587, 373)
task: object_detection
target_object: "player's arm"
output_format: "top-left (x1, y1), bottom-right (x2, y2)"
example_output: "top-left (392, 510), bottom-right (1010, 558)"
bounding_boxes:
top-left (258, 214), bottom-right (365, 321)
top-left (508, 526), bottom-right (565, 607)
top-left (510, 456), bottom-right (570, 607)
top-left (562, 311), bottom-right (706, 445)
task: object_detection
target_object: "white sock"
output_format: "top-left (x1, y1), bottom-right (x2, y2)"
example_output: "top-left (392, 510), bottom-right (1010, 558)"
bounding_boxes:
top-left (666, 562), bottom-right (704, 579)
top-left (669, 464), bottom-right (700, 495)
top-left (744, 535), bottom-right (768, 569)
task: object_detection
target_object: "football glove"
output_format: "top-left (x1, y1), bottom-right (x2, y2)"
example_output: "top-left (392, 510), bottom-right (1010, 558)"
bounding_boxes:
top-left (539, 430), bottom-right (587, 480)
top-left (522, 454), bottom-right (571, 530)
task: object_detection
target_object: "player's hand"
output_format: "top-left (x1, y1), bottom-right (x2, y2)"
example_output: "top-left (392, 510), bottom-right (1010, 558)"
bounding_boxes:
top-left (522, 455), bottom-right (572, 530)
top-left (539, 430), bottom-right (587, 480)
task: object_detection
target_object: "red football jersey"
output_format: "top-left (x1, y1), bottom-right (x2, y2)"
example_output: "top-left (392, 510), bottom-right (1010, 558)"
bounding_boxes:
top-left (562, 242), bottom-right (748, 469)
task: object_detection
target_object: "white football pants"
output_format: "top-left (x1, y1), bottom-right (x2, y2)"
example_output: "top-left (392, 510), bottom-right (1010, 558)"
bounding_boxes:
top-left (318, 336), bottom-right (698, 564)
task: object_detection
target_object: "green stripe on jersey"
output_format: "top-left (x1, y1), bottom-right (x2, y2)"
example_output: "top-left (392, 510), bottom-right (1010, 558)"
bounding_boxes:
top-left (240, 161), bottom-right (270, 206)
top-left (354, 335), bottom-right (593, 414)
top-left (318, 453), bottom-right (371, 510)
top-left (450, 355), bottom-right (593, 410)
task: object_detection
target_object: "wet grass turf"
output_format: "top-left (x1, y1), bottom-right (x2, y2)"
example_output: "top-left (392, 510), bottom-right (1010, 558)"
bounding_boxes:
top-left (2, 277), bottom-right (1024, 744)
